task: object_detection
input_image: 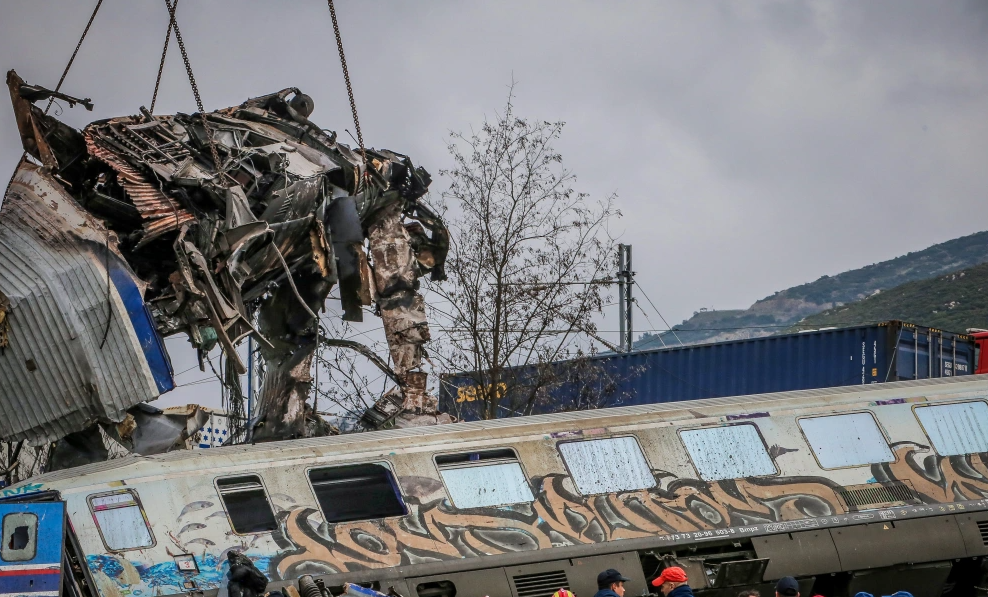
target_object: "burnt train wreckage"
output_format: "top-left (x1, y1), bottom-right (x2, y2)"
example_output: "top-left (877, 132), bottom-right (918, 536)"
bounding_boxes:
top-left (0, 70), bottom-right (451, 451)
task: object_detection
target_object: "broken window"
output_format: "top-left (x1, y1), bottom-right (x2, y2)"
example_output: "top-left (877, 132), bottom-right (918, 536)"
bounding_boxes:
top-left (558, 436), bottom-right (655, 494)
top-left (216, 475), bottom-right (278, 533)
top-left (799, 412), bottom-right (894, 468)
top-left (89, 491), bottom-right (154, 550)
top-left (1, 512), bottom-right (37, 562)
top-left (680, 424), bottom-right (776, 481)
top-left (436, 449), bottom-right (534, 509)
top-left (308, 463), bottom-right (406, 523)
top-left (915, 401), bottom-right (988, 456)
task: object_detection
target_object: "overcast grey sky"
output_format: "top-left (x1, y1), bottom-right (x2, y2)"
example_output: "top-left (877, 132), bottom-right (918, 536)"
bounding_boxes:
top-left (2, 1), bottom-right (987, 408)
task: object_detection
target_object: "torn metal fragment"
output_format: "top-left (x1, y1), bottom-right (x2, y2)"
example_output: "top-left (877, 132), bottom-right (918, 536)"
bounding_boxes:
top-left (0, 162), bottom-right (174, 445)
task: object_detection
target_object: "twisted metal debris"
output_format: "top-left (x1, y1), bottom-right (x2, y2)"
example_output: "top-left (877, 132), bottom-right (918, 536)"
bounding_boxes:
top-left (0, 70), bottom-right (450, 448)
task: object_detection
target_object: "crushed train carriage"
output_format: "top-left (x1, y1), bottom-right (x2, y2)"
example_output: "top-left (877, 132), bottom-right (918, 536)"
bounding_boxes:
top-left (4, 375), bottom-right (988, 597)
top-left (0, 70), bottom-right (451, 453)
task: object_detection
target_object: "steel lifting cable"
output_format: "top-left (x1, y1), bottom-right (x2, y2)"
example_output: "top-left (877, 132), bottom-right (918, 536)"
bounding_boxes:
top-left (150, 0), bottom-right (178, 114)
top-left (326, 0), bottom-right (369, 173)
top-left (45, 0), bottom-right (104, 115)
top-left (161, 0), bottom-right (222, 170)
top-left (3, 0), bottom-right (104, 200)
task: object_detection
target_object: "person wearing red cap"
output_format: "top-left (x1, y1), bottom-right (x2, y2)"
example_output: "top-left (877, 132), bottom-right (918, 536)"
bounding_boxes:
top-left (651, 567), bottom-right (693, 597)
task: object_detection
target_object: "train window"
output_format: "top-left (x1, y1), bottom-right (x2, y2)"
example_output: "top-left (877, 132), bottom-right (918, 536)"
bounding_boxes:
top-left (680, 424), bottom-right (776, 481)
top-left (1, 512), bottom-right (37, 562)
top-left (216, 475), bottom-right (278, 534)
top-left (798, 412), bottom-right (894, 468)
top-left (88, 491), bottom-right (154, 550)
top-left (558, 436), bottom-right (656, 494)
top-left (308, 463), bottom-right (407, 523)
top-left (915, 401), bottom-right (988, 456)
top-left (435, 449), bottom-right (534, 508)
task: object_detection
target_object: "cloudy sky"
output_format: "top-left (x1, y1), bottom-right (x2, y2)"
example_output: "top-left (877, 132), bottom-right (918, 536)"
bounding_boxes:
top-left (2, 1), bottom-right (987, 408)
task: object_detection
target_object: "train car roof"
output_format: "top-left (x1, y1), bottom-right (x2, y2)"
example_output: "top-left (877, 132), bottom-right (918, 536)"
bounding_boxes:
top-left (19, 374), bottom-right (988, 491)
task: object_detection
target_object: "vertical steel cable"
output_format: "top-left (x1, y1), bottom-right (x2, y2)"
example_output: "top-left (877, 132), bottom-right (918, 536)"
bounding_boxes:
top-left (326, 0), bottom-right (368, 170)
top-left (162, 0), bottom-right (222, 170)
top-left (44, 0), bottom-right (104, 115)
top-left (150, 0), bottom-right (178, 114)
top-left (4, 0), bottom-right (103, 202)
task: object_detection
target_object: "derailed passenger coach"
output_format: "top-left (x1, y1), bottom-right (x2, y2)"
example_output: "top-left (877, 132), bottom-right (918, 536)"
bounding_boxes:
top-left (4, 375), bottom-right (988, 597)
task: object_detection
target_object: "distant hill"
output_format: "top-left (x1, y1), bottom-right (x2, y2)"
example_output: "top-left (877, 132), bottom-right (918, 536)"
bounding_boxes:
top-left (636, 230), bottom-right (988, 349)
top-left (793, 261), bottom-right (988, 333)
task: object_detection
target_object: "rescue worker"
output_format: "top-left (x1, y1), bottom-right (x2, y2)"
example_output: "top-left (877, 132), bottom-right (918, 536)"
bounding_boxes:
top-left (553, 589), bottom-right (576, 597)
top-left (594, 569), bottom-right (631, 597)
top-left (775, 577), bottom-right (799, 597)
top-left (651, 566), bottom-right (693, 597)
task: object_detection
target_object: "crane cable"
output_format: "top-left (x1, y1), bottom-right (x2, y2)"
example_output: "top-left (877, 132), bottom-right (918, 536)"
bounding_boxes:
top-left (150, 0), bottom-right (177, 114)
top-left (45, 0), bottom-right (104, 115)
top-left (4, 0), bottom-right (103, 205)
top-left (326, 0), bottom-right (369, 174)
top-left (160, 0), bottom-right (222, 171)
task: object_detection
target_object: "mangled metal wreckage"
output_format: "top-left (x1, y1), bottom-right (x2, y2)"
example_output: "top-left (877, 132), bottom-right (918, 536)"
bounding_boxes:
top-left (0, 70), bottom-right (451, 456)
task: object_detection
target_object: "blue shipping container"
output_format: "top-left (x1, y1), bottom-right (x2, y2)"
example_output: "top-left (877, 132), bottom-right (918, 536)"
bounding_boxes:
top-left (439, 321), bottom-right (976, 420)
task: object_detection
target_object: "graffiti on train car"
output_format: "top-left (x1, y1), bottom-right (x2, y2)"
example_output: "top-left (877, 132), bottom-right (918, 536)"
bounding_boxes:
top-left (82, 446), bottom-right (988, 594)
top-left (875, 442), bottom-right (988, 502)
top-left (0, 482), bottom-right (44, 498)
top-left (267, 448), bottom-right (988, 577)
top-left (268, 470), bottom-right (845, 578)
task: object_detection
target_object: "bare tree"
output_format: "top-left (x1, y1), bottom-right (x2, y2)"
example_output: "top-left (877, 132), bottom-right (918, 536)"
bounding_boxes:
top-left (430, 86), bottom-right (621, 420)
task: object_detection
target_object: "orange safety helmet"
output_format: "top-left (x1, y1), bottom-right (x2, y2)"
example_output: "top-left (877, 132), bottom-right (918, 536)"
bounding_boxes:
top-left (552, 590), bottom-right (575, 597)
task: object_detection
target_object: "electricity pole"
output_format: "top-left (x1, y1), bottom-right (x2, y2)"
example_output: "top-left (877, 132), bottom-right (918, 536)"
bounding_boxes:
top-left (617, 244), bottom-right (634, 352)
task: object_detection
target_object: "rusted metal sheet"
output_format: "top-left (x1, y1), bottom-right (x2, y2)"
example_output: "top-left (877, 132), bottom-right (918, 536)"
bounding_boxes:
top-left (0, 162), bottom-right (174, 445)
top-left (84, 130), bottom-right (196, 243)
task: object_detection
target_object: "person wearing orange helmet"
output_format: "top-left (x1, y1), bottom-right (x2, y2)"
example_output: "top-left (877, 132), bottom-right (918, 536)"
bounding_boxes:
top-left (651, 566), bottom-right (693, 597)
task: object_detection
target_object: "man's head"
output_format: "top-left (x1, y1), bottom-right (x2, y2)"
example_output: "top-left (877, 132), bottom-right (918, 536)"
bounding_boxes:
top-left (597, 569), bottom-right (631, 597)
top-left (650, 566), bottom-right (689, 596)
top-left (738, 591), bottom-right (761, 597)
top-left (775, 577), bottom-right (799, 597)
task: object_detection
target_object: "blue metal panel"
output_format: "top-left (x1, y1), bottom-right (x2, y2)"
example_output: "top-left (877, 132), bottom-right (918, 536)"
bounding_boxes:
top-left (441, 322), bottom-right (977, 420)
top-left (108, 263), bottom-right (174, 394)
top-left (0, 501), bottom-right (64, 597)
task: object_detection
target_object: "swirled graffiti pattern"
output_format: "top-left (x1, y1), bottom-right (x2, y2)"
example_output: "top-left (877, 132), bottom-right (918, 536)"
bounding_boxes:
top-left (270, 471), bottom-right (844, 578)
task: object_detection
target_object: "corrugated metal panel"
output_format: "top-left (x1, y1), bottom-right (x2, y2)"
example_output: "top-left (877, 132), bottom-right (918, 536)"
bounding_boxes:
top-left (441, 322), bottom-right (976, 421)
top-left (84, 130), bottom-right (195, 243)
top-left (0, 163), bottom-right (172, 445)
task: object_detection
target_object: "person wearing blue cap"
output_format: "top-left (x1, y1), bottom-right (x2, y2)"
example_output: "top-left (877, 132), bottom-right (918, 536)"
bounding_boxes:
top-left (593, 569), bottom-right (631, 597)
top-left (775, 577), bottom-right (800, 597)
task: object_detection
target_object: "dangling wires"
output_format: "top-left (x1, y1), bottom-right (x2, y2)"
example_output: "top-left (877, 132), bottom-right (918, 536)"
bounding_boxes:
top-left (161, 0), bottom-right (222, 171)
top-left (326, 0), bottom-right (369, 173)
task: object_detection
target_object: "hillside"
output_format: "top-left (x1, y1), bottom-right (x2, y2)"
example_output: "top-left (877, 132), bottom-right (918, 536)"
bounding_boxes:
top-left (636, 230), bottom-right (988, 349)
top-left (793, 261), bottom-right (988, 333)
